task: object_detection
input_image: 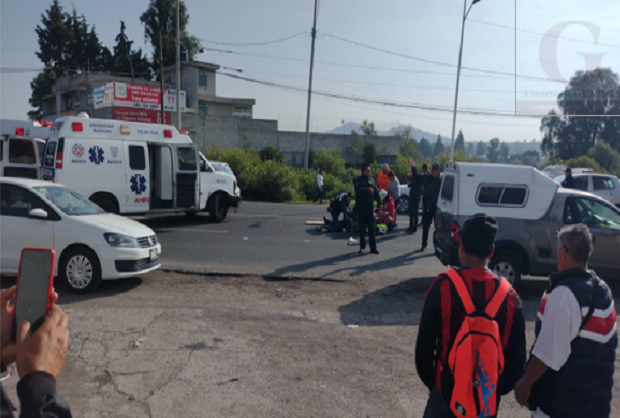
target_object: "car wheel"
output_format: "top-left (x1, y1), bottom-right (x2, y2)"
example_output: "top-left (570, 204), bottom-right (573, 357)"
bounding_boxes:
top-left (489, 253), bottom-right (522, 286)
top-left (397, 197), bottom-right (409, 214)
top-left (208, 193), bottom-right (228, 223)
top-left (60, 247), bottom-right (102, 294)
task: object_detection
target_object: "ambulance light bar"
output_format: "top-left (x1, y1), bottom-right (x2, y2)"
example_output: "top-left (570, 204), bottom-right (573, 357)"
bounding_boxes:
top-left (120, 125), bottom-right (130, 135)
top-left (15, 128), bottom-right (24, 136)
top-left (72, 122), bottom-right (83, 132)
top-left (164, 129), bottom-right (173, 138)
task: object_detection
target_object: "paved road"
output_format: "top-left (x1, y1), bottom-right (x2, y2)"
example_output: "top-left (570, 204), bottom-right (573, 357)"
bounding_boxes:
top-left (141, 202), bottom-right (445, 281)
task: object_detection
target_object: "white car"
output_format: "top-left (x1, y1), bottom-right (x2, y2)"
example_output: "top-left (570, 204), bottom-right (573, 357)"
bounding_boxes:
top-left (397, 185), bottom-right (423, 214)
top-left (1, 177), bottom-right (162, 293)
top-left (553, 173), bottom-right (620, 207)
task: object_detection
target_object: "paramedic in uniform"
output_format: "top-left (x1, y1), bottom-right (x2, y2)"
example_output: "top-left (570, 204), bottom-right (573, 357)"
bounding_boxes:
top-left (416, 214), bottom-right (526, 417)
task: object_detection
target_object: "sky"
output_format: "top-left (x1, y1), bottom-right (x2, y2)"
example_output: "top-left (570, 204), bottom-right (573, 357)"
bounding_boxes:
top-left (1, 0), bottom-right (619, 143)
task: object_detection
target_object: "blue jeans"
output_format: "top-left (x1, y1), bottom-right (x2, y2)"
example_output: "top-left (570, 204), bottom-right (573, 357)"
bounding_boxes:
top-left (423, 387), bottom-right (450, 418)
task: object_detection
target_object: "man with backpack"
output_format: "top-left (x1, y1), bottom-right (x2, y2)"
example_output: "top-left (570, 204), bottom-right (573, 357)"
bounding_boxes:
top-left (514, 224), bottom-right (617, 418)
top-left (415, 214), bottom-right (526, 418)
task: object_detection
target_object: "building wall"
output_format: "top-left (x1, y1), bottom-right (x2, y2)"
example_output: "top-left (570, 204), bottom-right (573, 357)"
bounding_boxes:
top-left (182, 114), bottom-right (400, 165)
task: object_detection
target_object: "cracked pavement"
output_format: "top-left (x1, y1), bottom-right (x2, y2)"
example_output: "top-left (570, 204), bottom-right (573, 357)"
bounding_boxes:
top-left (3, 271), bottom-right (620, 417)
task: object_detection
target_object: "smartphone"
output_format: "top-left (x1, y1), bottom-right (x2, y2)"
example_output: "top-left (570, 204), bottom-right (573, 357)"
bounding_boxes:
top-left (13, 248), bottom-right (55, 339)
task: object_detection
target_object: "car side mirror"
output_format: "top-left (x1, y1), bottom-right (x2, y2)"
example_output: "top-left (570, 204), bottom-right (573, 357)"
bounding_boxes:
top-left (29, 208), bottom-right (48, 219)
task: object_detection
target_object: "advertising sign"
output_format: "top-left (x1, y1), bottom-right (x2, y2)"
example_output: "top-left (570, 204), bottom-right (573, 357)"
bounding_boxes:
top-left (112, 82), bottom-right (186, 112)
top-left (93, 83), bottom-right (114, 109)
top-left (112, 107), bottom-right (172, 125)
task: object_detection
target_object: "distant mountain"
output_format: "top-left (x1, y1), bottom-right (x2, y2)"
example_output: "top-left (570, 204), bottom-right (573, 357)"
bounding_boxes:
top-left (325, 122), bottom-right (446, 141)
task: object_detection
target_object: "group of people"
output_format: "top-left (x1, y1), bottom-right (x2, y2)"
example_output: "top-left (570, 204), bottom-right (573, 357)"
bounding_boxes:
top-left (416, 215), bottom-right (617, 418)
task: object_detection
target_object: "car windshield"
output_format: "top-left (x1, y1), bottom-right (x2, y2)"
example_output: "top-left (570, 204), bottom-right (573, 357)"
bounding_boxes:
top-left (574, 198), bottom-right (620, 232)
top-left (34, 186), bottom-right (104, 216)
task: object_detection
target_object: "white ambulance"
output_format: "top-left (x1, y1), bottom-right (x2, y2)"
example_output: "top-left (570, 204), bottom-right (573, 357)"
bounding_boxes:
top-left (42, 113), bottom-right (241, 222)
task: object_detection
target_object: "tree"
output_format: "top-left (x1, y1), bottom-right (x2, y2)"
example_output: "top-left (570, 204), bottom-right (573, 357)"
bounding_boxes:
top-left (260, 146), bottom-right (283, 163)
top-left (541, 68), bottom-right (620, 158)
top-left (360, 119), bottom-right (377, 136)
top-left (35, 0), bottom-right (70, 72)
top-left (28, 70), bottom-right (56, 120)
top-left (466, 142), bottom-right (475, 156)
top-left (499, 142), bottom-right (510, 163)
top-left (523, 150), bottom-right (541, 165)
top-left (363, 143), bottom-right (377, 165)
top-left (476, 141), bottom-right (487, 157)
top-left (454, 130), bottom-right (466, 153)
top-left (487, 138), bottom-right (500, 163)
top-left (111, 21), bottom-right (152, 79)
top-left (587, 141), bottom-right (620, 175)
top-left (310, 149), bottom-right (346, 179)
top-left (395, 126), bottom-right (421, 160)
top-left (346, 131), bottom-right (365, 166)
top-left (418, 138), bottom-right (433, 158)
top-left (433, 135), bottom-right (444, 157)
top-left (140, 0), bottom-right (201, 74)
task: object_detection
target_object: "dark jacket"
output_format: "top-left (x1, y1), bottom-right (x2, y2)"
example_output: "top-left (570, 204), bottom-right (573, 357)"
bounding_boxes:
top-left (415, 267), bottom-right (526, 416)
top-left (330, 193), bottom-right (350, 215)
top-left (1, 372), bottom-right (72, 418)
top-left (406, 168), bottom-right (423, 200)
top-left (561, 174), bottom-right (577, 189)
top-left (528, 269), bottom-right (617, 418)
top-left (353, 175), bottom-right (381, 214)
top-left (411, 167), bottom-right (441, 200)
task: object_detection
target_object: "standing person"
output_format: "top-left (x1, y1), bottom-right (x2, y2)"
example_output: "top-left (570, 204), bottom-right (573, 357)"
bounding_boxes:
top-left (406, 162), bottom-right (422, 234)
top-left (313, 169), bottom-right (324, 204)
top-left (376, 163), bottom-right (390, 192)
top-left (417, 164), bottom-right (429, 227)
top-left (561, 167), bottom-right (577, 189)
top-left (416, 214), bottom-right (526, 418)
top-left (514, 224), bottom-right (617, 418)
top-left (386, 171), bottom-right (400, 227)
top-left (354, 164), bottom-right (381, 254)
top-left (410, 160), bottom-right (442, 251)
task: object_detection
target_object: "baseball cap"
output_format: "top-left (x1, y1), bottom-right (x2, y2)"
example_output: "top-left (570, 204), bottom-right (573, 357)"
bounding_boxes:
top-left (388, 170), bottom-right (395, 177)
top-left (565, 167), bottom-right (572, 174)
top-left (431, 163), bottom-right (440, 171)
top-left (381, 163), bottom-right (389, 169)
top-left (460, 214), bottom-right (498, 258)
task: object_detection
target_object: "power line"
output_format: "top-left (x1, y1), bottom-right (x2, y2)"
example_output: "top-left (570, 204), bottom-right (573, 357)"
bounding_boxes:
top-left (469, 18), bottom-right (620, 49)
top-left (197, 30), bottom-right (308, 47)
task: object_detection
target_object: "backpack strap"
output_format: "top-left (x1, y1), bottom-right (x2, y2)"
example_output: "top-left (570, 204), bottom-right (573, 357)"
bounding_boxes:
top-left (445, 269), bottom-right (475, 315)
top-left (485, 278), bottom-right (512, 319)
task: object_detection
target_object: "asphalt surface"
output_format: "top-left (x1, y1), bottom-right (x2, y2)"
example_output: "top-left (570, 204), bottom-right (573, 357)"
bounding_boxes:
top-left (7, 271), bottom-right (617, 418)
top-left (141, 202), bottom-right (446, 281)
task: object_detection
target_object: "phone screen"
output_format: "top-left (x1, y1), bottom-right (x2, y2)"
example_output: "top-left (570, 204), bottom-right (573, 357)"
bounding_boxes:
top-left (15, 249), bottom-right (54, 335)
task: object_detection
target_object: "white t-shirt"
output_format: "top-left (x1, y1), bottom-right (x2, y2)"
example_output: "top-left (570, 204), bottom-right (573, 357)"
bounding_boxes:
top-left (530, 286), bottom-right (582, 418)
top-left (316, 173), bottom-right (323, 188)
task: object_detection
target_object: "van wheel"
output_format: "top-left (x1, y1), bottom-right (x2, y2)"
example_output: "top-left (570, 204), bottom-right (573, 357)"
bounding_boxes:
top-left (208, 193), bottom-right (228, 223)
top-left (60, 247), bottom-right (102, 294)
top-left (91, 195), bottom-right (119, 214)
top-left (489, 253), bottom-right (522, 286)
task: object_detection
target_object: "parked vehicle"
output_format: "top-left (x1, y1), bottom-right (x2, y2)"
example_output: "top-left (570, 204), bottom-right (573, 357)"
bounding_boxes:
top-left (541, 165), bottom-right (593, 179)
top-left (1, 131), bottom-right (41, 179)
top-left (1, 177), bottom-right (162, 293)
top-left (396, 185), bottom-right (422, 214)
top-left (41, 114), bottom-right (241, 222)
top-left (553, 173), bottom-right (620, 207)
top-left (1, 119), bottom-right (52, 172)
top-left (433, 162), bottom-right (620, 285)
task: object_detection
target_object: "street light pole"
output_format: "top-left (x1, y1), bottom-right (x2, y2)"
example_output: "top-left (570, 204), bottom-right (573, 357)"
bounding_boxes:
top-left (449, 0), bottom-right (480, 162)
top-left (176, 0), bottom-right (181, 130)
top-left (303, 0), bottom-right (319, 171)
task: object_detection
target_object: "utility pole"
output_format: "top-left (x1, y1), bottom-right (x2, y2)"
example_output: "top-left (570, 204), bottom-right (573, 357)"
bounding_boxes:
top-left (159, 30), bottom-right (165, 125)
top-left (303, 0), bottom-right (319, 171)
top-left (176, 0), bottom-right (181, 130)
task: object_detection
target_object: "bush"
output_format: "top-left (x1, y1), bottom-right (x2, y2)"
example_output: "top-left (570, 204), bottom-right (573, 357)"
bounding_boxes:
top-left (587, 142), bottom-right (620, 176)
top-left (310, 149), bottom-right (346, 180)
top-left (260, 146), bottom-right (283, 163)
top-left (565, 156), bottom-right (607, 174)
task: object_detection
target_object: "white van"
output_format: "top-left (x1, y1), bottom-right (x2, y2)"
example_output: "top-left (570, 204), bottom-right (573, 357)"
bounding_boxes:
top-left (42, 114), bottom-right (240, 222)
top-left (0, 132), bottom-right (41, 179)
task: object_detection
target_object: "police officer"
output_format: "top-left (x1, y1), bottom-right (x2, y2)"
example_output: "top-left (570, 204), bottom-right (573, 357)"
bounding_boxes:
top-left (561, 167), bottom-right (577, 189)
top-left (325, 192), bottom-right (353, 232)
top-left (353, 164), bottom-right (381, 254)
top-left (417, 163), bottom-right (430, 227)
top-left (410, 160), bottom-right (442, 251)
top-left (406, 158), bottom-right (423, 235)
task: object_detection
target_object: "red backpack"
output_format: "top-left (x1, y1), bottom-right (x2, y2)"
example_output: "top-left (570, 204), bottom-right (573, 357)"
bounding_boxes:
top-left (444, 269), bottom-right (512, 418)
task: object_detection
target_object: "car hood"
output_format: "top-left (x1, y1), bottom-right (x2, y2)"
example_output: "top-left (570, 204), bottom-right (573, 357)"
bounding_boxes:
top-left (71, 214), bottom-right (156, 237)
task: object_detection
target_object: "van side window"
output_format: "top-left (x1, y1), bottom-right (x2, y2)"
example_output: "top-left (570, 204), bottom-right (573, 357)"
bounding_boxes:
top-left (440, 175), bottom-right (455, 202)
top-left (44, 141), bottom-right (57, 167)
top-left (574, 177), bottom-right (588, 191)
top-left (477, 184), bottom-right (528, 207)
top-left (129, 146), bottom-right (146, 170)
top-left (9, 139), bottom-right (35, 164)
top-left (593, 176), bottom-right (614, 190)
top-left (178, 148), bottom-right (197, 171)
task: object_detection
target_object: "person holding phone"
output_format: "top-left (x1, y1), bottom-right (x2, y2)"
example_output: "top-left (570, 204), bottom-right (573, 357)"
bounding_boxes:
top-left (1, 284), bottom-right (72, 418)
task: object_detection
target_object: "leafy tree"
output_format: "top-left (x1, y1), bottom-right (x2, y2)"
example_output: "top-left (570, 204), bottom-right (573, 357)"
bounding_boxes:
top-left (541, 68), bottom-right (620, 158)
top-left (260, 146), bottom-right (283, 163)
top-left (395, 126), bottom-right (421, 160)
top-left (363, 143), bottom-right (377, 165)
top-left (311, 149), bottom-right (346, 179)
top-left (466, 142), bottom-right (475, 156)
top-left (140, 0), bottom-right (201, 74)
top-left (587, 141), bottom-right (620, 175)
top-left (35, 0), bottom-right (69, 72)
top-left (379, 145), bottom-right (390, 155)
top-left (476, 141), bottom-right (487, 157)
top-left (346, 131), bottom-right (365, 166)
top-left (565, 156), bottom-right (606, 174)
top-left (454, 130), bottom-right (466, 153)
top-left (111, 21), bottom-right (152, 79)
top-left (28, 70), bottom-right (56, 120)
top-left (487, 138), bottom-right (500, 163)
top-left (433, 135), bottom-right (444, 157)
top-left (360, 119), bottom-right (377, 136)
top-left (499, 142), bottom-right (510, 163)
top-left (418, 137), bottom-right (433, 158)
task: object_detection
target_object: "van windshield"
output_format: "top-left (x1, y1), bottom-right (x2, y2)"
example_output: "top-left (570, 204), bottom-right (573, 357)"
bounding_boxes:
top-left (34, 187), bottom-right (104, 216)
top-left (9, 139), bottom-right (36, 165)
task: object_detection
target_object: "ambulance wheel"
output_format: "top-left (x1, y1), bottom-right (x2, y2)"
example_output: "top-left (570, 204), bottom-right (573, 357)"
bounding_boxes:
top-left (60, 247), bottom-right (102, 294)
top-left (208, 193), bottom-right (228, 223)
top-left (91, 194), bottom-right (119, 214)
top-left (489, 252), bottom-right (522, 286)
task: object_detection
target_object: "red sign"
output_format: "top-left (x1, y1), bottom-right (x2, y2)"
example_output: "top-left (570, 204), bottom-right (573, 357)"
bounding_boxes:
top-left (112, 107), bottom-right (171, 125)
top-left (134, 197), bottom-right (150, 204)
top-left (112, 82), bottom-right (185, 112)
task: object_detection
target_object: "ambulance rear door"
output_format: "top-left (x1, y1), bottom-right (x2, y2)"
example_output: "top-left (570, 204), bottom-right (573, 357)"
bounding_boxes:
top-left (173, 144), bottom-right (199, 211)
